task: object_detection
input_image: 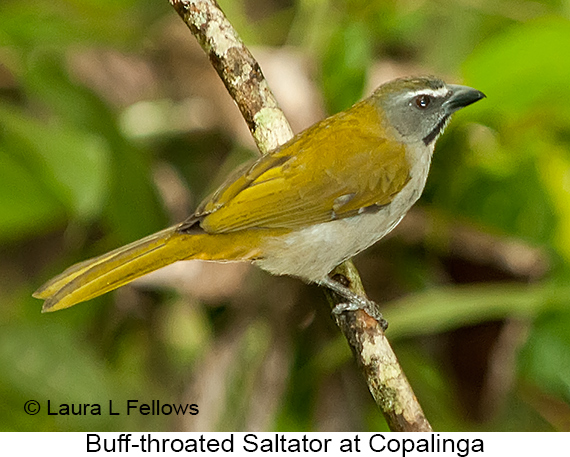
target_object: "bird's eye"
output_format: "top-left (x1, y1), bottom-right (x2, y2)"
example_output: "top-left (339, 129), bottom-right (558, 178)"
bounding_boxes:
top-left (414, 94), bottom-right (431, 109)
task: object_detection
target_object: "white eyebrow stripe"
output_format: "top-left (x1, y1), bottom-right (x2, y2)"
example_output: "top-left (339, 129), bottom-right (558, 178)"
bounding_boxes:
top-left (408, 87), bottom-right (449, 98)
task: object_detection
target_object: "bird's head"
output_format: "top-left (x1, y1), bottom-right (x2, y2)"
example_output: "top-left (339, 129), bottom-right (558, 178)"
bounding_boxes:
top-left (372, 76), bottom-right (485, 146)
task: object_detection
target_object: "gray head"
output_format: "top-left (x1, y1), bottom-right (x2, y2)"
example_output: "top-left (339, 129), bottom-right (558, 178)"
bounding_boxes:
top-left (373, 76), bottom-right (485, 145)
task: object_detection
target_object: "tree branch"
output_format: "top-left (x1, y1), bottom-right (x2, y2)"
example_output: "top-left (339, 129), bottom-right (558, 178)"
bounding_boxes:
top-left (326, 262), bottom-right (433, 431)
top-left (168, 0), bottom-right (292, 154)
top-left (168, 0), bottom-right (432, 432)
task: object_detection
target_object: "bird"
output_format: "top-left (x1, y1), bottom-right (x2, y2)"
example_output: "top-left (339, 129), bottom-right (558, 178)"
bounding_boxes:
top-left (34, 76), bottom-right (485, 317)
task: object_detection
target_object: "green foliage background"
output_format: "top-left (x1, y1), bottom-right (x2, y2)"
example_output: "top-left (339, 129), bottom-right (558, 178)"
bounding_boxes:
top-left (1, 0), bottom-right (570, 431)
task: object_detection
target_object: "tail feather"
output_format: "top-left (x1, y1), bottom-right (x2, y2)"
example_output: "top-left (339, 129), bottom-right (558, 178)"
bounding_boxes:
top-left (34, 225), bottom-right (263, 312)
top-left (34, 226), bottom-right (178, 301)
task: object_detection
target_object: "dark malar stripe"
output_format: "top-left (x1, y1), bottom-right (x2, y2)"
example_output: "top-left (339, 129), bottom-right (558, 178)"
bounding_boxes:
top-left (423, 115), bottom-right (450, 145)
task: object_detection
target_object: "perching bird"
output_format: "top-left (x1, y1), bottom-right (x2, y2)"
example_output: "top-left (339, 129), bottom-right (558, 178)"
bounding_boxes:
top-left (34, 76), bottom-right (485, 316)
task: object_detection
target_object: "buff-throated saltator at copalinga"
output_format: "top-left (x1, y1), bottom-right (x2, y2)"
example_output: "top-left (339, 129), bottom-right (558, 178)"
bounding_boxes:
top-left (34, 77), bottom-right (485, 319)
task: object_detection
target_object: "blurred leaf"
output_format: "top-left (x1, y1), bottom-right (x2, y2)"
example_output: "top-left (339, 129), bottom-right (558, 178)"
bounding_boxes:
top-left (537, 145), bottom-right (570, 261)
top-left (0, 104), bottom-right (111, 221)
top-left (20, 51), bottom-right (167, 242)
top-left (384, 281), bottom-right (570, 340)
top-left (519, 311), bottom-right (570, 402)
top-left (321, 20), bottom-right (373, 112)
top-left (427, 124), bottom-right (558, 245)
top-left (0, 146), bottom-right (64, 241)
top-left (0, 293), bottom-right (160, 431)
top-left (457, 17), bottom-right (570, 259)
top-left (464, 17), bottom-right (570, 116)
top-left (0, 0), bottom-right (151, 48)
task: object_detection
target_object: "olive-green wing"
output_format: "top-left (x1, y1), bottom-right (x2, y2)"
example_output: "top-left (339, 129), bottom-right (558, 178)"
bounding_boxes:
top-left (191, 102), bottom-right (411, 233)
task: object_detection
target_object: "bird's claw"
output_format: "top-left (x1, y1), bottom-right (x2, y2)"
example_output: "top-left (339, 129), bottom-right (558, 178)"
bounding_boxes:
top-left (332, 299), bottom-right (388, 331)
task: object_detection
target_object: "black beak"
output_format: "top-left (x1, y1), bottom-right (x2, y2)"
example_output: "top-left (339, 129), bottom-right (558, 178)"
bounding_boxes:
top-left (444, 84), bottom-right (486, 114)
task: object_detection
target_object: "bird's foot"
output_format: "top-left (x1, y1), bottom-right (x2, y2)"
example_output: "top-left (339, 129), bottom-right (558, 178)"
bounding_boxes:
top-left (332, 300), bottom-right (388, 330)
top-left (318, 276), bottom-right (388, 330)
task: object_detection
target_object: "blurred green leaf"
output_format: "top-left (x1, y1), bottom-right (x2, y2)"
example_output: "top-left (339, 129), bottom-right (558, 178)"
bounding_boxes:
top-left (0, 292), bottom-right (163, 431)
top-left (0, 146), bottom-right (64, 241)
top-left (457, 17), bottom-right (570, 260)
top-left (431, 128), bottom-right (557, 244)
top-left (321, 20), bottom-right (373, 112)
top-left (0, 0), bottom-right (149, 48)
top-left (384, 281), bottom-right (570, 340)
top-left (464, 17), bottom-right (570, 116)
top-left (0, 104), bottom-right (111, 221)
top-left (20, 51), bottom-right (167, 242)
top-left (519, 311), bottom-right (570, 402)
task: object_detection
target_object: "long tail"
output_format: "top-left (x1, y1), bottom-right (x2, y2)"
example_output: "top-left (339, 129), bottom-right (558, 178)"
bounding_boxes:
top-left (33, 225), bottom-right (261, 312)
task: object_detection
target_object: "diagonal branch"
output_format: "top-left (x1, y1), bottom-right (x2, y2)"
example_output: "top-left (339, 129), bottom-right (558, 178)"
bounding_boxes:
top-left (325, 262), bottom-right (432, 431)
top-left (167, 0), bottom-right (432, 432)
top-left (169, 0), bottom-right (292, 154)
